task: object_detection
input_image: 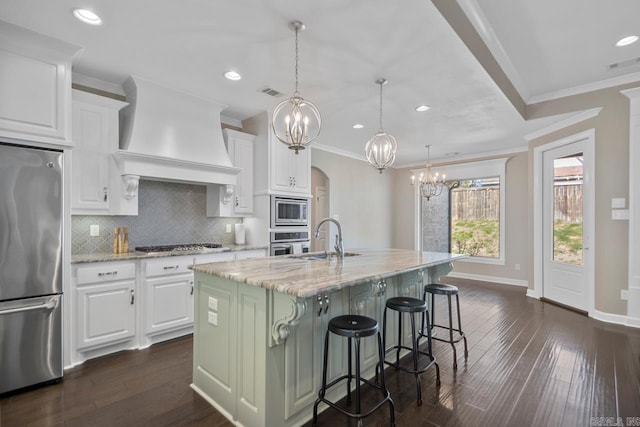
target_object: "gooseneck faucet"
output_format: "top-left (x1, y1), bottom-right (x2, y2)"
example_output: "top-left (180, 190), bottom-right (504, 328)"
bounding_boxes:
top-left (314, 218), bottom-right (344, 259)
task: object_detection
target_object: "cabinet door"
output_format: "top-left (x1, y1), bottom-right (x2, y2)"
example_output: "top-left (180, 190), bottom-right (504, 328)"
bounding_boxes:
top-left (144, 273), bottom-right (194, 336)
top-left (71, 101), bottom-right (110, 212)
top-left (290, 148), bottom-right (311, 194)
top-left (284, 289), bottom-right (347, 420)
top-left (76, 280), bottom-right (135, 350)
top-left (233, 137), bottom-right (254, 214)
top-left (271, 137), bottom-right (295, 193)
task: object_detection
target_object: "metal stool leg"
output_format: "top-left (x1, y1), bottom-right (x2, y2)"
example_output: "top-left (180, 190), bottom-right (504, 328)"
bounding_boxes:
top-left (409, 312), bottom-right (422, 405)
top-left (376, 331), bottom-right (395, 427)
top-left (354, 337), bottom-right (362, 426)
top-left (447, 294), bottom-right (458, 370)
top-left (347, 337), bottom-right (352, 404)
top-left (313, 329), bottom-right (331, 426)
top-left (456, 294), bottom-right (468, 360)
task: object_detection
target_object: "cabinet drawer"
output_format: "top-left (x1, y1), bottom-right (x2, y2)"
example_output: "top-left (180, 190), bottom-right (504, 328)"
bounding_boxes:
top-left (75, 262), bottom-right (136, 285)
top-left (193, 252), bottom-right (235, 265)
top-left (144, 256), bottom-right (194, 277)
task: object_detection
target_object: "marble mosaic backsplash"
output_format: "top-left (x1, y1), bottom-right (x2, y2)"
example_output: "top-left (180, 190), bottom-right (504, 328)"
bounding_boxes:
top-left (72, 180), bottom-right (242, 254)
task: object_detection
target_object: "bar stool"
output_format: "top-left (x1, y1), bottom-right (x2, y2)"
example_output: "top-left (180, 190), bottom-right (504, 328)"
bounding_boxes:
top-left (378, 297), bottom-right (440, 405)
top-left (313, 314), bottom-right (395, 427)
top-left (423, 283), bottom-right (468, 370)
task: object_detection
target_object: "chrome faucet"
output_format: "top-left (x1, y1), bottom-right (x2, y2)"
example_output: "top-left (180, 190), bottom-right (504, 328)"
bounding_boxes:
top-left (314, 218), bottom-right (344, 259)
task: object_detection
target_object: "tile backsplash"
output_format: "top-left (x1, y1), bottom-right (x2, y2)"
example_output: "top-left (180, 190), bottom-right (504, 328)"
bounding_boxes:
top-left (72, 180), bottom-right (242, 254)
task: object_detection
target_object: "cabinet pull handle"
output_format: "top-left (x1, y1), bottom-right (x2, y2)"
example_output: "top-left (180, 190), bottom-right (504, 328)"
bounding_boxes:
top-left (317, 294), bottom-right (324, 317)
top-left (323, 294), bottom-right (330, 314)
top-left (235, 197), bottom-right (239, 207)
top-left (130, 289), bottom-right (135, 305)
top-left (293, 177), bottom-right (296, 187)
top-left (163, 265), bottom-right (179, 270)
top-left (190, 281), bottom-right (194, 295)
top-left (103, 187), bottom-right (108, 202)
top-left (98, 271), bottom-right (118, 277)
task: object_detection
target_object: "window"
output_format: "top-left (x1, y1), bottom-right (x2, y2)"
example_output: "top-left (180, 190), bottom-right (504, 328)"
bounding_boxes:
top-left (450, 177), bottom-right (500, 258)
top-left (414, 158), bottom-right (507, 265)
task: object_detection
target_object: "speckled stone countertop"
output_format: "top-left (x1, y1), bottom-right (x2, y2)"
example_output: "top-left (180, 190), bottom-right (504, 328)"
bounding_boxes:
top-left (71, 245), bottom-right (268, 264)
top-left (191, 248), bottom-right (466, 298)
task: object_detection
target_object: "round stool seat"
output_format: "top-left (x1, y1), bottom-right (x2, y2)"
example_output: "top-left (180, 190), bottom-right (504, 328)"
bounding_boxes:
top-left (385, 296), bottom-right (427, 313)
top-left (328, 315), bottom-right (379, 338)
top-left (424, 283), bottom-right (459, 296)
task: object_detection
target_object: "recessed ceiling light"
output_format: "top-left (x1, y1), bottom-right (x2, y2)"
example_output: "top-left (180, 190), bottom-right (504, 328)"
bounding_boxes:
top-left (352, 124), bottom-right (364, 129)
top-left (616, 35), bottom-right (639, 47)
top-left (73, 9), bottom-right (102, 25)
top-left (224, 71), bottom-right (242, 81)
top-left (415, 105), bottom-right (431, 112)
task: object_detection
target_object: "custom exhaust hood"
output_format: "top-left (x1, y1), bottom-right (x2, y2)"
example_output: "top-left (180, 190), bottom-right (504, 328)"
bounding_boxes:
top-left (114, 76), bottom-right (240, 185)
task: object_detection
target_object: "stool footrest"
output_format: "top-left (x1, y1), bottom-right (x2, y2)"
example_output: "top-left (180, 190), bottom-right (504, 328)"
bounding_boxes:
top-left (430, 324), bottom-right (466, 344)
top-left (315, 375), bottom-right (392, 420)
top-left (382, 345), bottom-right (437, 375)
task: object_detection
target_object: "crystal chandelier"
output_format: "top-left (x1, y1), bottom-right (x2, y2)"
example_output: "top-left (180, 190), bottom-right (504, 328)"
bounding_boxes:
top-left (365, 78), bottom-right (397, 173)
top-left (271, 21), bottom-right (321, 154)
top-left (411, 145), bottom-right (447, 200)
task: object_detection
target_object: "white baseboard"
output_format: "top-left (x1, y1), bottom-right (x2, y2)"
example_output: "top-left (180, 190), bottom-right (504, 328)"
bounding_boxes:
top-left (591, 309), bottom-right (640, 329)
top-left (446, 271), bottom-right (528, 288)
top-left (526, 288), bottom-right (541, 299)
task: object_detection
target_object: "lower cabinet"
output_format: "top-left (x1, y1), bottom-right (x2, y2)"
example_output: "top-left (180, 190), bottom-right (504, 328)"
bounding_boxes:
top-left (71, 249), bottom-right (267, 365)
top-left (73, 262), bottom-right (137, 363)
top-left (141, 256), bottom-right (195, 347)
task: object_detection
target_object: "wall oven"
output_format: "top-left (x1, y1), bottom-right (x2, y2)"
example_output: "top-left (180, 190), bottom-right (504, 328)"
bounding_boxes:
top-left (271, 196), bottom-right (309, 227)
top-left (269, 230), bottom-right (310, 256)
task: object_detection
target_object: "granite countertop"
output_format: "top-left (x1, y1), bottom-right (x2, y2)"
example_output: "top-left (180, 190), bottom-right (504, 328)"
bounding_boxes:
top-left (190, 248), bottom-right (466, 298)
top-left (71, 244), bottom-right (269, 264)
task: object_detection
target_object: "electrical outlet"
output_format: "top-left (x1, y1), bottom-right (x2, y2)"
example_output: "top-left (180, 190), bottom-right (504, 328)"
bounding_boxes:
top-left (90, 224), bottom-right (100, 237)
top-left (208, 311), bottom-right (218, 326)
top-left (208, 296), bottom-right (218, 311)
top-left (621, 289), bottom-right (629, 301)
top-left (226, 224), bottom-right (232, 233)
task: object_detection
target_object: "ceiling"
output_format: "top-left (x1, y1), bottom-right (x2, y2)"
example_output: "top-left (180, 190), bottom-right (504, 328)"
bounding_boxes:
top-left (1, 0), bottom-right (639, 166)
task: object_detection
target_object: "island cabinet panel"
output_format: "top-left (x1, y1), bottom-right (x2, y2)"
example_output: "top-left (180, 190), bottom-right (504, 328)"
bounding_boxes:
top-left (193, 277), bottom-right (238, 414)
top-left (284, 288), bottom-right (349, 420)
top-left (192, 276), bottom-right (267, 427)
top-left (350, 280), bottom-right (390, 370)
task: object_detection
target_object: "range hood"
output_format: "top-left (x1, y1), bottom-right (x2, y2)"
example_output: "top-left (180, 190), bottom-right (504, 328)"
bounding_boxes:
top-left (114, 76), bottom-right (240, 185)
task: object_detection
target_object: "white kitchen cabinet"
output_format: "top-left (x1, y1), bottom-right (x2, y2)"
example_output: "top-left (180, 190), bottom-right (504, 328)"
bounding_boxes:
top-left (71, 90), bottom-right (135, 215)
top-left (283, 288), bottom-right (348, 419)
top-left (0, 21), bottom-right (80, 146)
top-left (141, 256), bottom-right (195, 346)
top-left (244, 111), bottom-right (311, 197)
top-left (74, 262), bottom-right (136, 353)
top-left (207, 129), bottom-right (255, 217)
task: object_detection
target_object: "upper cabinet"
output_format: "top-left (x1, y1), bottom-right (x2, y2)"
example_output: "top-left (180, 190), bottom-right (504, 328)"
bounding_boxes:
top-left (71, 90), bottom-right (137, 215)
top-left (0, 21), bottom-right (81, 146)
top-left (244, 111), bottom-right (311, 197)
top-left (206, 129), bottom-right (255, 217)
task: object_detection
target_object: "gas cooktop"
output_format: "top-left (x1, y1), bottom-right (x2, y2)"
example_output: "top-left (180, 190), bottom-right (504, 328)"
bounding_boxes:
top-left (134, 243), bottom-right (224, 254)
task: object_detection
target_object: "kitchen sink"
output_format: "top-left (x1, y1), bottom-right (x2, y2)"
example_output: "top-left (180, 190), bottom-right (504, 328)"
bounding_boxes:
top-left (290, 251), bottom-right (361, 260)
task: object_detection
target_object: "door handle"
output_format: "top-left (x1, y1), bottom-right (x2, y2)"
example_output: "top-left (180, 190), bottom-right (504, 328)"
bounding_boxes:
top-left (0, 299), bottom-right (58, 315)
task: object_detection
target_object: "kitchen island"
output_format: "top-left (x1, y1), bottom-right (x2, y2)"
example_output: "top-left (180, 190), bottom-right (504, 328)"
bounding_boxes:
top-left (190, 249), bottom-right (465, 427)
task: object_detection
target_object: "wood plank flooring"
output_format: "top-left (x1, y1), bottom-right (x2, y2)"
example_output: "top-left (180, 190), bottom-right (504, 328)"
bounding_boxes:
top-left (2, 278), bottom-right (639, 426)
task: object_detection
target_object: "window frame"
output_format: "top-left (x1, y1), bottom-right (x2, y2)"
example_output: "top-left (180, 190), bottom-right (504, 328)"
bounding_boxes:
top-left (412, 157), bottom-right (508, 265)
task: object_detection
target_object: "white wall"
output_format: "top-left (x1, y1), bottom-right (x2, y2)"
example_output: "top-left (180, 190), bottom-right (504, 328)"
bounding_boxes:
top-left (311, 149), bottom-right (393, 249)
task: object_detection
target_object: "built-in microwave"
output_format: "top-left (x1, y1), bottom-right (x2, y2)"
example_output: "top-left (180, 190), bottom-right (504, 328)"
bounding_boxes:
top-left (271, 196), bottom-right (309, 227)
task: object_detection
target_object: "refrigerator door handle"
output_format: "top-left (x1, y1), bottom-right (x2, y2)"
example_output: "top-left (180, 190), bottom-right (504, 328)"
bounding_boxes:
top-left (0, 298), bottom-right (59, 316)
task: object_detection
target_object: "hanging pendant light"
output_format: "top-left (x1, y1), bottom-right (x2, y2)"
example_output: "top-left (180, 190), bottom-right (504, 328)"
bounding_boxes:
top-left (365, 78), bottom-right (397, 173)
top-left (411, 145), bottom-right (447, 200)
top-left (271, 20), bottom-right (321, 154)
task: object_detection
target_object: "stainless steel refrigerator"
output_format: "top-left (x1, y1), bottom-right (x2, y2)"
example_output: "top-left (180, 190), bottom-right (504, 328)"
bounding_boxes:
top-left (0, 142), bottom-right (63, 395)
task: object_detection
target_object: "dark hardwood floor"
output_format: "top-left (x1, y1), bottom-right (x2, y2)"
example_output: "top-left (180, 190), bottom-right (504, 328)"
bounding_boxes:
top-left (2, 279), bottom-right (639, 426)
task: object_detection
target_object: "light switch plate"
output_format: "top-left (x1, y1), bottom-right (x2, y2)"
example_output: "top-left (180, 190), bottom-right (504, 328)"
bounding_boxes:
top-left (90, 224), bottom-right (100, 237)
top-left (621, 289), bottom-right (629, 301)
top-left (611, 198), bottom-right (626, 209)
top-left (226, 224), bottom-right (232, 233)
top-left (208, 296), bottom-right (218, 311)
top-left (612, 209), bottom-right (630, 220)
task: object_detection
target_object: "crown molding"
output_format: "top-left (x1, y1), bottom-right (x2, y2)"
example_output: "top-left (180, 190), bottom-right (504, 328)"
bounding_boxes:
top-left (524, 107), bottom-right (603, 141)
